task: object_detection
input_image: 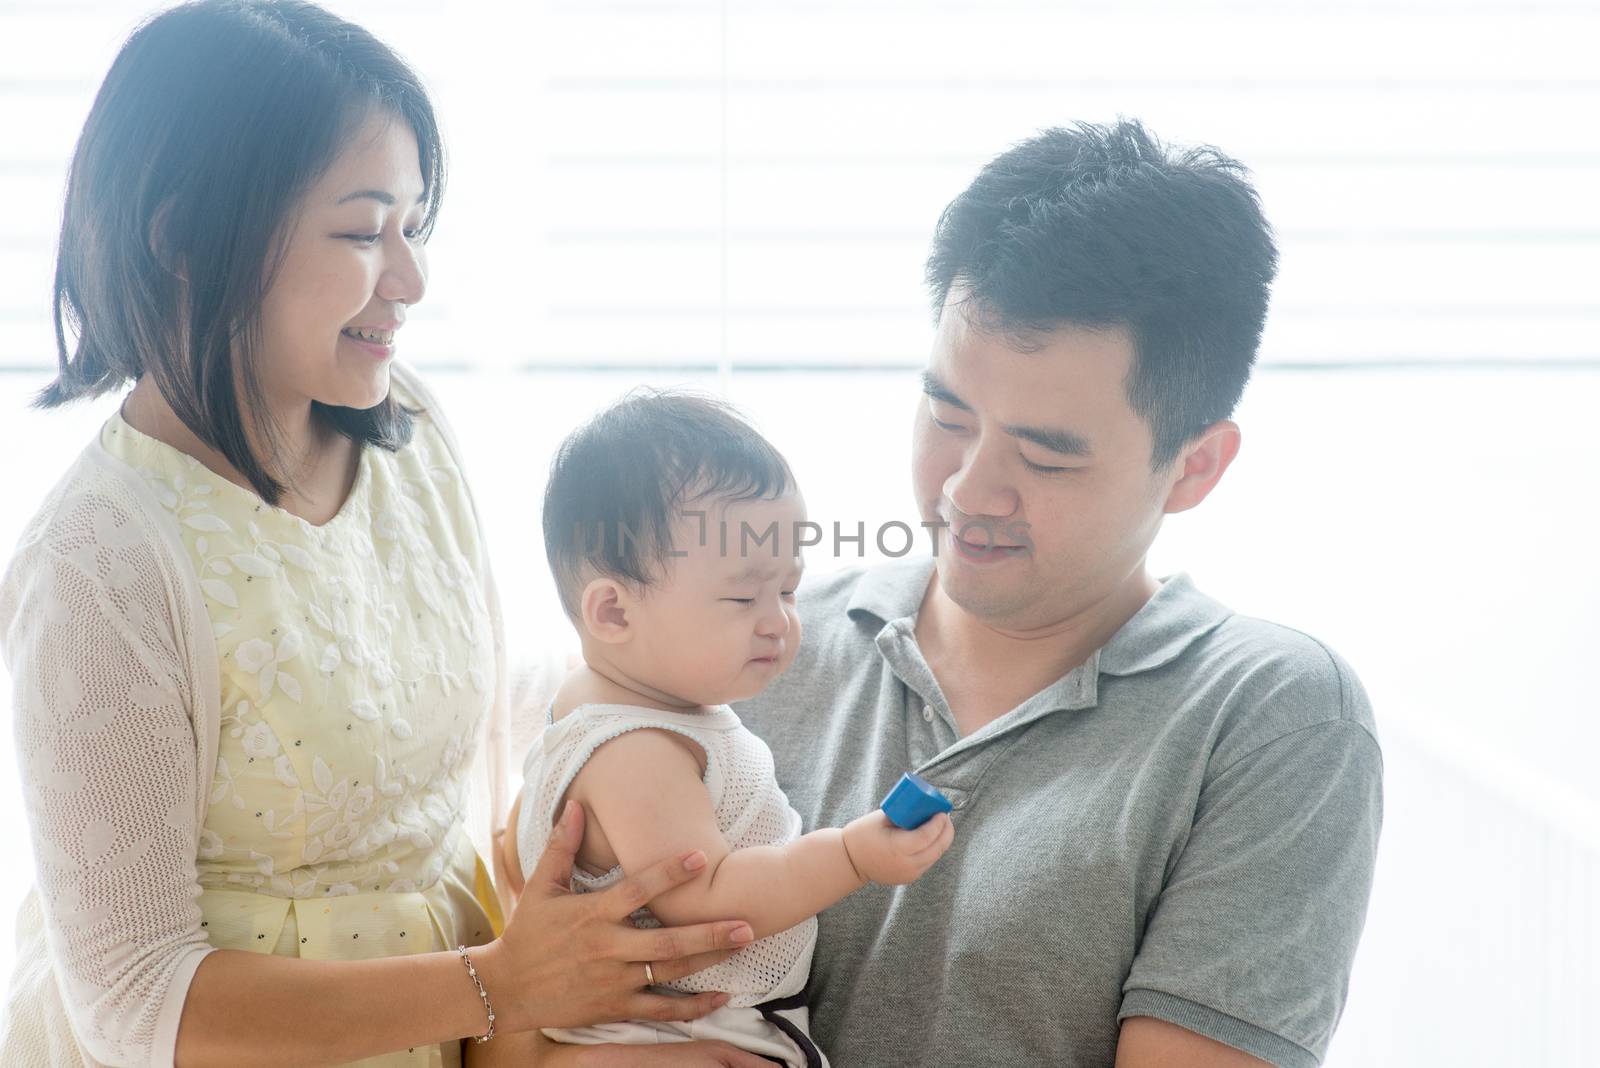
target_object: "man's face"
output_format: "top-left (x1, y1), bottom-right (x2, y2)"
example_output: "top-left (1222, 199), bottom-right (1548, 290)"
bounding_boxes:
top-left (911, 301), bottom-right (1178, 631)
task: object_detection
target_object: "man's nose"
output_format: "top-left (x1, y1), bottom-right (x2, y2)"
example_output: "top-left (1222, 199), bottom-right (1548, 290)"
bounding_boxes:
top-left (944, 441), bottom-right (1019, 522)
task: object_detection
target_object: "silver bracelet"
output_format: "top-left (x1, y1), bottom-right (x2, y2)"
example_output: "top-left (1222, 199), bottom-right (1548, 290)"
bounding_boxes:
top-left (456, 944), bottom-right (496, 1043)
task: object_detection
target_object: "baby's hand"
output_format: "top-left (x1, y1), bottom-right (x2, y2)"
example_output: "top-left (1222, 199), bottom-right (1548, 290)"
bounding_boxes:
top-left (840, 809), bottom-right (955, 886)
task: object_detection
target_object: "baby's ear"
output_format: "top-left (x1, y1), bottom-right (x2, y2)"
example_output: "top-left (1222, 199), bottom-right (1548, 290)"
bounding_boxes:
top-left (579, 578), bottom-right (634, 645)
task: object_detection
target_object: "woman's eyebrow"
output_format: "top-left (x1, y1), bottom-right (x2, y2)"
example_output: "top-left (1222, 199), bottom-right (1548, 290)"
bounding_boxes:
top-left (334, 189), bottom-right (427, 206)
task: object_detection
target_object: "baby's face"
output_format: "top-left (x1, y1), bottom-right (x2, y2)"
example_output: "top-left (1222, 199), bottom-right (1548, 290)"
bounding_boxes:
top-left (627, 490), bottom-right (807, 706)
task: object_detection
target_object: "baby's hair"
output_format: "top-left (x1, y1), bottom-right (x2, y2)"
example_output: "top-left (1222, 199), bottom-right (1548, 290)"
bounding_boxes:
top-left (542, 388), bottom-right (794, 622)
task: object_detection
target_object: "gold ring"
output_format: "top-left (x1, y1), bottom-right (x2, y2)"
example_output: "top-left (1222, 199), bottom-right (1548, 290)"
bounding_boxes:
top-left (643, 961), bottom-right (656, 986)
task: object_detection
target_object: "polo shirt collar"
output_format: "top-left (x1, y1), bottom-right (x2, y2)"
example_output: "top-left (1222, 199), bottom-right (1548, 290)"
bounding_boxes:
top-left (1097, 572), bottom-right (1234, 676)
top-left (844, 554), bottom-right (935, 625)
top-left (842, 554), bottom-right (1232, 680)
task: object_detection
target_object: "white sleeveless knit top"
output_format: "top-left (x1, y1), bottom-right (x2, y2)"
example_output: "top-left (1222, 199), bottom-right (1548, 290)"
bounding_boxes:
top-left (516, 702), bottom-right (816, 1006)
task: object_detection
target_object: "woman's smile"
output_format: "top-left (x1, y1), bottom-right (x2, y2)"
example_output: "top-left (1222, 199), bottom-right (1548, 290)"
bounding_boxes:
top-left (340, 325), bottom-right (398, 359)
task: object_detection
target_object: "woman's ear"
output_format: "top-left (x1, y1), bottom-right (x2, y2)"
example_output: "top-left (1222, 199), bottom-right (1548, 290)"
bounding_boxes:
top-left (579, 578), bottom-right (634, 645)
top-left (146, 198), bottom-right (189, 281)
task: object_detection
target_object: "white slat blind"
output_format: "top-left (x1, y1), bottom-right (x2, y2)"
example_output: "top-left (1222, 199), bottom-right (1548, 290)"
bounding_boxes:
top-left (2, 0), bottom-right (1597, 373)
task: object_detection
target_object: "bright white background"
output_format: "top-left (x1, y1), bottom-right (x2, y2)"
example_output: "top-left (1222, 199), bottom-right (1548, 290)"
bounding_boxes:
top-left (2, 2), bottom-right (1598, 1065)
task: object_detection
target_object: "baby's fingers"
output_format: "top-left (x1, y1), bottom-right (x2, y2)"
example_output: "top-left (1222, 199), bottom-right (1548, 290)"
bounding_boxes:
top-left (902, 811), bottom-right (952, 849)
top-left (910, 813), bottom-right (955, 859)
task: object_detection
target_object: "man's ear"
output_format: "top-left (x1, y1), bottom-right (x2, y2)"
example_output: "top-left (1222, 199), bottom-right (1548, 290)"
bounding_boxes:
top-left (579, 578), bottom-right (635, 645)
top-left (1160, 420), bottom-right (1242, 515)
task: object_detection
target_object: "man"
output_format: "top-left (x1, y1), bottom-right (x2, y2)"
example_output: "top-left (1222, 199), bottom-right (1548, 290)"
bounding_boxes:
top-left (731, 119), bottom-right (1383, 1067)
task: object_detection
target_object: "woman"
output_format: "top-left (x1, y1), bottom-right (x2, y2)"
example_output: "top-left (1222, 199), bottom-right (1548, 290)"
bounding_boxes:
top-left (0, 2), bottom-right (768, 1064)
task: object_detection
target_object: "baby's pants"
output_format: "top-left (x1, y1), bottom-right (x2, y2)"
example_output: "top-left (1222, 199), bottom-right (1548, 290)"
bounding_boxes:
top-left (544, 991), bottom-right (827, 1068)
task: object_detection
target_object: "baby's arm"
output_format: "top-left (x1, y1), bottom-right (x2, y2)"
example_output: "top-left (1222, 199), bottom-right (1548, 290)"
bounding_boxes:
top-left (570, 729), bottom-right (953, 941)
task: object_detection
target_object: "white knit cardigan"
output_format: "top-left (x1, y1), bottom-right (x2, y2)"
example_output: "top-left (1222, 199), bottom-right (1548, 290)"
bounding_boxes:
top-left (0, 365), bottom-right (557, 1066)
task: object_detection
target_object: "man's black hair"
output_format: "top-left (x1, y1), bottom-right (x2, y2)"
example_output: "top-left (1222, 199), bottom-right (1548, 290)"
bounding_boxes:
top-left (926, 118), bottom-right (1279, 471)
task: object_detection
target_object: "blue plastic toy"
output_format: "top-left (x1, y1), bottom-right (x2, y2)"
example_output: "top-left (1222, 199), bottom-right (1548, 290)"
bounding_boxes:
top-left (880, 772), bottom-right (954, 829)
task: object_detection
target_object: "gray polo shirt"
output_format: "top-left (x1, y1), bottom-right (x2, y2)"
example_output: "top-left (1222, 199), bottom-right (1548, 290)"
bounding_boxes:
top-left (731, 555), bottom-right (1382, 1068)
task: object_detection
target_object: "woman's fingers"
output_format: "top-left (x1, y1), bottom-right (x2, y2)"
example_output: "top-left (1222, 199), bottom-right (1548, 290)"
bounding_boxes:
top-left (695, 1042), bottom-right (775, 1067)
top-left (646, 946), bottom-right (737, 985)
top-left (618, 918), bottom-right (754, 965)
top-left (527, 800), bottom-right (584, 895)
top-left (494, 820), bottom-right (757, 1032)
top-left (601, 848), bottom-right (712, 919)
top-left (628, 991), bottom-right (735, 1025)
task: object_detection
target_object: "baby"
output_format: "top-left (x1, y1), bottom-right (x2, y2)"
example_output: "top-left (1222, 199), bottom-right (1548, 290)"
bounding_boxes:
top-left (501, 388), bottom-right (955, 1066)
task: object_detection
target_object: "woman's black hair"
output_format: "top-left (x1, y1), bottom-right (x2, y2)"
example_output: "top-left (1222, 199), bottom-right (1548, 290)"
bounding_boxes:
top-left (926, 118), bottom-right (1279, 472)
top-left (543, 389), bottom-right (795, 622)
top-left (39, 0), bottom-right (446, 503)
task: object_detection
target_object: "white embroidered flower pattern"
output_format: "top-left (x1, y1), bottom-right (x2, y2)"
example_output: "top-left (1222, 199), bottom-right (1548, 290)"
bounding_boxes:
top-left (125, 419), bottom-right (495, 899)
top-left (241, 721), bottom-right (279, 760)
top-left (234, 639), bottom-right (274, 674)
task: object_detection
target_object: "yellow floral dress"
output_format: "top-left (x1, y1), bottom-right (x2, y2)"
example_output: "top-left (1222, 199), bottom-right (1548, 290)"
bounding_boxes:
top-left (101, 401), bottom-right (502, 1068)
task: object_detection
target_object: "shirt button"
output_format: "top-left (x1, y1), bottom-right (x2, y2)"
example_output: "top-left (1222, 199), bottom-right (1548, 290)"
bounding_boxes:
top-left (921, 704), bottom-right (935, 723)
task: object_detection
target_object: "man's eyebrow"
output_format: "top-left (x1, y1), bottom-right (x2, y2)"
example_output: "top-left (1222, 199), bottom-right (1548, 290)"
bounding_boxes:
top-left (1005, 422), bottom-right (1094, 458)
top-left (920, 370), bottom-right (972, 412)
top-left (334, 189), bottom-right (427, 206)
top-left (920, 370), bottom-right (1094, 458)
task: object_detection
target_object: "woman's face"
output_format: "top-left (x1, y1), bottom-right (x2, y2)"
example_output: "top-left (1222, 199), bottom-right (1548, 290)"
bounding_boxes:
top-left (255, 112), bottom-right (428, 414)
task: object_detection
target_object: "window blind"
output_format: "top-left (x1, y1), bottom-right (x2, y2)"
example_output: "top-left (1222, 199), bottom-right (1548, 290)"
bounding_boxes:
top-left (2, 0), bottom-right (1595, 373)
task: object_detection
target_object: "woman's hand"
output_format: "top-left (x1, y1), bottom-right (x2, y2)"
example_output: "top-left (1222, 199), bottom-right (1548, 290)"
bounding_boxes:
top-left (571, 1040), bottom-right (776, 1067)
top-left (467, 1028), bottom-right (775, 1068)
top-left (472, 801), bottom-right (756, 1034)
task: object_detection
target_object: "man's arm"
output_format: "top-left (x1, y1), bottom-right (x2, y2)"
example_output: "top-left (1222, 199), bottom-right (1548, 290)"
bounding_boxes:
top-left (1116, 703), bottom-right (1382, 1068)
top-left (1116, 1017), bottom-right (1273, 1068)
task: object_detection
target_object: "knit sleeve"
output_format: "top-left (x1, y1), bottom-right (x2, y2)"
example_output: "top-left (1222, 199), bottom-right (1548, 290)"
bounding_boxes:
top-left (1, 480), bottom-right (214, 1066)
